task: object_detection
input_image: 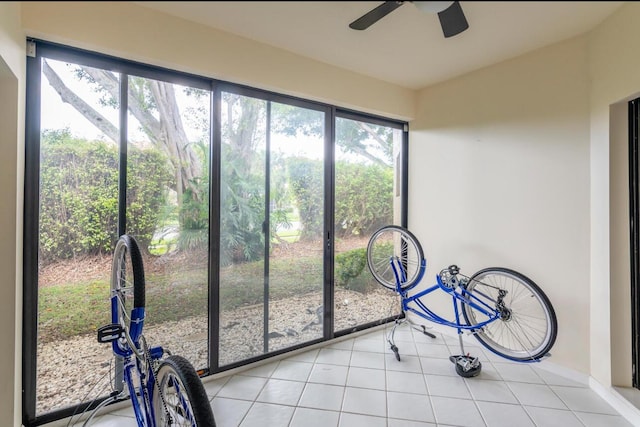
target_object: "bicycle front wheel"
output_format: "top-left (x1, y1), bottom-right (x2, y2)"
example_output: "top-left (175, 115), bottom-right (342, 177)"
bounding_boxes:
top-left (153, 355), bottom-right (216, 427)
top-left (462, 267), bottom-right (557, 362)
top-left (111, 235), bottom-right (146, 341)
top-left (366, 225), bottom-right (425, 291)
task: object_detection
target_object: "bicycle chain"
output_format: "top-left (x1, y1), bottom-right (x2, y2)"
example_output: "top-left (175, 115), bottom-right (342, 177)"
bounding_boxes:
top-left (141, 334), bottom-right (173, 425)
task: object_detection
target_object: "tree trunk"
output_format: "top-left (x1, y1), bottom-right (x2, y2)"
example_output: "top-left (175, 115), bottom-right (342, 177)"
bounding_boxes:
top-left (42, 59), bottom-right (203, 204)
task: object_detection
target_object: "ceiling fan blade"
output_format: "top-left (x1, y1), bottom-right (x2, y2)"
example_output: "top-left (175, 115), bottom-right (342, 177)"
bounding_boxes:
top-left (349, 1), bottom-right (405, 30)
top-left (437, 1), bottom-right (468, 38)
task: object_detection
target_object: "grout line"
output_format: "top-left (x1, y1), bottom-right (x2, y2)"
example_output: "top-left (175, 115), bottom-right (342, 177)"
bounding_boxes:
top-left (589, 378), bottom-right (640, 426)
top-left (60, 326), bottom-right (636, 427)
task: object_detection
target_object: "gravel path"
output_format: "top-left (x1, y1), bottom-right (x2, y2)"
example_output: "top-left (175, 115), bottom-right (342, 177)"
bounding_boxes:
top-left (36, 288), bottom-right (400, 414)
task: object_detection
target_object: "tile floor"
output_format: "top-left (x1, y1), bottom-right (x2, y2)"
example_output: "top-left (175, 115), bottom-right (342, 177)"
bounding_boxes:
top-left (67, 324), bottom-right (634, 427)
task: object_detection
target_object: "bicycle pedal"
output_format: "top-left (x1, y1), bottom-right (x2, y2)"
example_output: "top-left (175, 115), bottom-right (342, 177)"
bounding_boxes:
top-left (97, 324), bottom-right (124, 343)
top-left (450, 354), bottom-right (480, 370)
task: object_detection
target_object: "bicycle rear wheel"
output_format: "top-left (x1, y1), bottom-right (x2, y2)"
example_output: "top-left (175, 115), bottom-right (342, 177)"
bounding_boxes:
top-left (153, 355), bottom-right (216, 426)
top-left (462, 267), bottom-right (557, 362)
top-left (366, 225), bottom-right (425, 291)
top-left (111, 234), bottom-right (146, 342)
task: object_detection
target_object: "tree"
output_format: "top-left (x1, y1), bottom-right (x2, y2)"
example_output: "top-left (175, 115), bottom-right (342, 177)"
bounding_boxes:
top-left (219, 94), bottom-right (268, 264)
top-left (42, 59), bottom-right (203, 211)
top-left (271, 104), bottom-right (394, 167)
top-left (42, 59), bottom-right (396, 260)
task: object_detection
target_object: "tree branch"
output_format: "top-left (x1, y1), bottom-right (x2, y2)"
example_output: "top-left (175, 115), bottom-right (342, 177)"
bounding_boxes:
top-left (42, 60), bottom-right (119, 142)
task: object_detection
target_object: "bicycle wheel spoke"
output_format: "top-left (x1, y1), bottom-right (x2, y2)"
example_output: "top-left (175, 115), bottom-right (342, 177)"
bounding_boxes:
top-left (153, 355), bottom-right (215, 426)
top-left (502, 317), bottom-right (543, 355)
top-left (463, 268), bottom-right (557, 361)
top-left (366, 226), bottom-right (425, 290)
top-left (162, 376), bottom-right (196, 425)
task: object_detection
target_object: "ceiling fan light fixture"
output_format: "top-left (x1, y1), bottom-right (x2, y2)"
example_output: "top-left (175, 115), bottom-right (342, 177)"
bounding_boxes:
top-left (413, 1), bottom-right (454, 14)
top-left (349, 1), bottom-right (468, 38)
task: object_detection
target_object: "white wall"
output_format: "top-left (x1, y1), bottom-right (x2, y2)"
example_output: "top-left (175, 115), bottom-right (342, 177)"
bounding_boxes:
top-left (0, 2), bottom-right (23, 427)
top-left (10, 1), bottom-right (640, 424)
top-left (409, 37), bottom-right (591, 374)
top-left (588, 1), bottom-right (640, 388)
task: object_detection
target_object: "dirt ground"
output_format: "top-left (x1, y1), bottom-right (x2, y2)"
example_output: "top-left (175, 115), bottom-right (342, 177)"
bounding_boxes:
top-left (38, 236), bottom-right (369, 286)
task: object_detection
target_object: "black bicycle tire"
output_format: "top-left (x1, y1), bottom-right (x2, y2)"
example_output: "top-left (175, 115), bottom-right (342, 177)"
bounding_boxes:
top-left (366, 225), bottom-right (425, 290)
top-left (462, 267), bottom-right (557, 361)
top-left (153, 355), bottom-right (216, 427)
top-left (111, 234), bottom-right (146, 325)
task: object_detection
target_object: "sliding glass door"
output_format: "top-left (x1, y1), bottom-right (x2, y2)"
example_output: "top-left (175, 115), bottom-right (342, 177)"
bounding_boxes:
top-left (25, 42), bottom-right (212, 422)
top-left (333, 115), bottom-right (405, 332)
top-left (23, 39), bottom-right (408, 426)
top-left (124, 76), bottom-right (211, 372)
top-left (34, 57), bottom-right (119, 416)
top-left (218, 92), bottom-right (326, 366)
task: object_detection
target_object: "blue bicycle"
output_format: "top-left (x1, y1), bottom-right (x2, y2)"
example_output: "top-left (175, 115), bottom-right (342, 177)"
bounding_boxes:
top-left (93, 234), bottom-right (216, 426)
top-left (367, 225), bottom-right (557, 377)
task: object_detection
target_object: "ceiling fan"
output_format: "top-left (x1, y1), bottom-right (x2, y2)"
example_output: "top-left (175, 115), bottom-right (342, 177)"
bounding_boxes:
top-left (349, 1), bottom-right (469, 38)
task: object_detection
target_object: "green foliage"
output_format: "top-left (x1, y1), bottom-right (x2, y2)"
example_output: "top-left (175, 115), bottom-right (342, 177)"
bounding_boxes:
top-left (335, 248), bottom-right (366, 284)
top-left (177, 140), bottom-right (210, 251)
top-left (287, 157), bottom-right (324, 240)
top-left (219, 142), bottom-right (267, 265)
top-left (178, 228), bottom-right (209, 251)
top-left (269, 152), bottom-right (294, 239)
top-left (127, 150), bottom-right (173, 250)
top-left (287, 158), bottom-right (394, 240)
top-left (270, 103), bottom-right (324, 139)
top-left (335, 161), bottom-right (394, 238)
top-left (335, 247), bottom-right (375, 293)
top-left (178, 177), bottom-right (209, 252)
top-left (39, 129), bottom-right (171, 262)
top-left (270, 106), bottom-right (394, 168)
top-left (335, 118), bottom-right (394, 167)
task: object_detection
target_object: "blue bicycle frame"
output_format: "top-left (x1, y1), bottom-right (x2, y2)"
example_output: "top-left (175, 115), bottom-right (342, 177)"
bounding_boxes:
top-left (110, 297), bottom-right (164, 426)
top-left (390, 256), bottom-right (500, 333)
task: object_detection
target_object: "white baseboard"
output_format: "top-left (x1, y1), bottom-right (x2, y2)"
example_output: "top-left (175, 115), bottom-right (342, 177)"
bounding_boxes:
top-left (533, 358), bottom-right (590, 386)
top-left (531, 359), bottom-right (640, 425)
top-left (590, 378), bottom-right (640, 426)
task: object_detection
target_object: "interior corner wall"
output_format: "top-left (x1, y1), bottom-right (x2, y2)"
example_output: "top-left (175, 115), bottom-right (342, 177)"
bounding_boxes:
top-left (409, 36), bottom-right (591, 374)
top-left (0, 2), bottom-right (24, 427)
top-left (609, 101), bottom-right (631, 387)
top-left (588, 1), bottom-right (640, 389)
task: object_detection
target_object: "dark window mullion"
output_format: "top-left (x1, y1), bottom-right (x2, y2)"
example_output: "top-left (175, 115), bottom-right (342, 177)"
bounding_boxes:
top-left (324, 107), bottom-right (336, 340)
top-left (264, 102), bottom-right (271, 354)
top-left (630, 98), bottom-right (640, 389)
top-left (402, 124), bottom-right (409, 228)
top-left (22, 42), bottom-right (42, 427)
top-left (209, 85), bottom-right (222, 373)
top-left (118, 75), bottom-right (128, 236)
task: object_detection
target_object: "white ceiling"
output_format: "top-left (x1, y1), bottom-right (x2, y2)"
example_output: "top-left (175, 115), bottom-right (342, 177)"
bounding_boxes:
top-left (134, 1), bottom-right (624, 90)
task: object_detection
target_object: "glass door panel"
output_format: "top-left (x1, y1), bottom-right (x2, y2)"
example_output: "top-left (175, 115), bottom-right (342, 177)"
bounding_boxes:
top-left (268, 103), bottom-right (325, 353)
top-left (218, 95), bottom-right (327, 365)
top-left (219, 93), bottom-right (268, 366)
top-left (125, 77), bottom-right (211, 371)
top-left (36, 58), bottom-right (119, 415)
top-left (333, 117), bottom-right (403, 332)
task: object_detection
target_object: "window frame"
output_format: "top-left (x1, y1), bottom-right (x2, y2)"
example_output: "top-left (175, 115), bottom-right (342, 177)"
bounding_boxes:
top-left (23, 38), bottom-right (409, 426)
